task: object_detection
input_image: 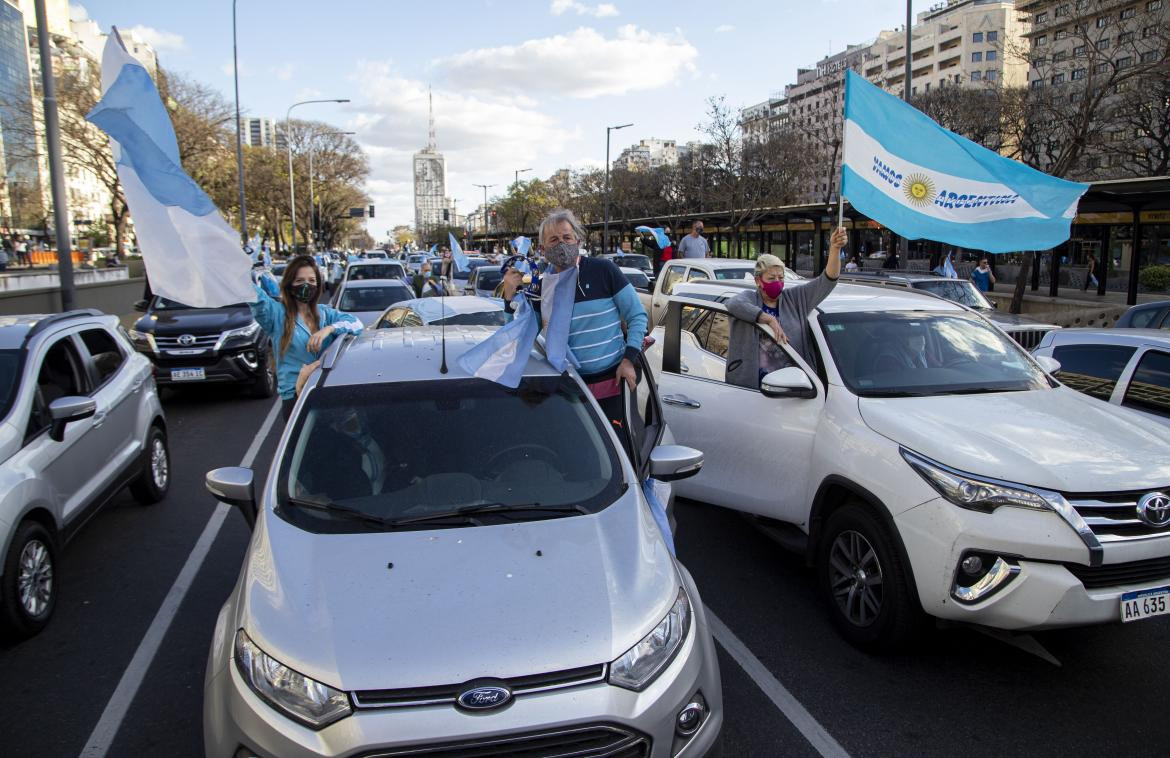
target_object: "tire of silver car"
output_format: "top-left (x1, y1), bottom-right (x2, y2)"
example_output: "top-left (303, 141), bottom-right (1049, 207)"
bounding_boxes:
top-left (816, 502), bottom-right (920, 652)
top-left (130, 425), bottom-right (170, 505)
top-left (1, 520), bottom-right (57, 640)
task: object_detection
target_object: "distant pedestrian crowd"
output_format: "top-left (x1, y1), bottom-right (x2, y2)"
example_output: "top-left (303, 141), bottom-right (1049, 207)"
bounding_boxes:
top-left (0, 235), bottom-right (36, 271)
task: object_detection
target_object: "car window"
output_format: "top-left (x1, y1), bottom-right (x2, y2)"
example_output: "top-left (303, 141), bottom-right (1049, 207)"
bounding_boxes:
top-left (680, 305), bottom-right (730, 358)
top-left (475, 270), bottom-right (503, 291)
top-left (661, 264), bottom-right (686, 295)
top-left (1127, 308), bottom-right (1161, 329)
top-left (626, 357), bottom-right (663, 474)
top-left (713, 268), bottom-right (753, 281)
top-left (402, 312), bottom-right (424, 327)
top-left (79, 328), bottom-right (126, 386)
top-left (339, 285), bottom-right (412, 312)
top-left (686, 268), bottom-right (709, 282)
top-left (277, 375), bottom-right (623, 532)
top-left (624, 271), bottom-right (649, 290)
top-left (0, 349), bottom-right (22, 421)
top-left (376, 308), bottom-right (406, 329)
top-left (28, 337), bottom-right (88, 440)
top-left (348, 264), bottom-right (405, 281)
top-left (1122, 350), bottom-right (1170, 419)
top-left (912, 280), bottom-right (991, 309)
top-left (1051, 344), bottom-right (1137, 400)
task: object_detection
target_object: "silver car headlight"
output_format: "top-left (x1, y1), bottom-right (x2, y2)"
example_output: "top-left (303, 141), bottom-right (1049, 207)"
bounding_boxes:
top-left (127, 328), bottom-right (156, 353)
top-left (234, 629), bottom-right (351, 729)
top-left (901, 449), bottom-right (1050, 513)
top-left (609, 588), bottom-right (691, 691)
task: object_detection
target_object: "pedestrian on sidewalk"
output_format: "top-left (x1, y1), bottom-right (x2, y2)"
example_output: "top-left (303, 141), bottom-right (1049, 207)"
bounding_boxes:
top-left (1082, 253), bottom-right (1098, 292)
top-left (971, 258), bottom-right (996, 292)
top-left (0, 246), bottom-right (8, 272)
top-left (15, 237), bottom-right (30, 267)
top-left (677, 221), bottom-right (709, 259)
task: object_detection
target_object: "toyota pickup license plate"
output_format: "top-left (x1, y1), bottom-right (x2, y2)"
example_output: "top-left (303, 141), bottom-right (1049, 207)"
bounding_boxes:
top-left (170, 368), bottom-right (205, 382)
top-left (1121, 587), bottom-right (1170, 623)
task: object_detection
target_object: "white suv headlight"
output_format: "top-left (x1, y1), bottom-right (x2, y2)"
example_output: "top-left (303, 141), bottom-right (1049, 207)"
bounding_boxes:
top-left (234, 629), bottom-right (351, 729)
top-left (901, 449), bottom-right (1050, 513)
top-left (609, 588), bottom-right (691, 691)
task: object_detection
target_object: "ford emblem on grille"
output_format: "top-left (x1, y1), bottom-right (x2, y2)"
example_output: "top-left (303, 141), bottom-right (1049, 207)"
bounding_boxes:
top-left (456, 682), bottom-right (512, 711)
top-left (1137, 492), bottom-right (1170, 528)
top-left (177, 334), bottom-right (196, 347)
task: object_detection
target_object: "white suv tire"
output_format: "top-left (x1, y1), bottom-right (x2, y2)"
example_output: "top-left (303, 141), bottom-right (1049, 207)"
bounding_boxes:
top-left (1, 520), bottom-right (57, 640)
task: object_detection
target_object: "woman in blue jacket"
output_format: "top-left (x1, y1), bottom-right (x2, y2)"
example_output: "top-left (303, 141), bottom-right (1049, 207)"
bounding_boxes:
top-left (250, 255), bottom-right (362, 419)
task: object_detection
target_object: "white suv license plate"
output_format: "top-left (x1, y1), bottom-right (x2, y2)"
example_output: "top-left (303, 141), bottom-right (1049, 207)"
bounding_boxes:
top-left (170, 368), bottom-right (206, 382)
top-left (1121, 587), bottom-right (1170, 623)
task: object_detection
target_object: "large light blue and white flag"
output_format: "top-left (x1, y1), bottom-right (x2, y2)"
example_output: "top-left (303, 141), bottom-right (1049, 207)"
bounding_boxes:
top-left (457, 294), bottom-right (540, 388)
top-left (86, 31), bottom-right (254, 307)
top-left (448, 233), bottom-right (470, 273)
top-left (942, 252), bottom-right (958, 278)
top-left (538, 266), bottom-right (579, 373)
top-left (841, 70), bottom-right (1089, 253)
top-left (512, 236), bottom-right (531, 256)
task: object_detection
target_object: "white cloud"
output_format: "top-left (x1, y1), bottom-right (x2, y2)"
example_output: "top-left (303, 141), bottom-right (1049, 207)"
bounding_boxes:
top-left (714, 24), bottom-right (735, 33)
top-left (550, 1), bottom-right (620, 17)
top-left (348, 61), bottom-right (578, 225)
top-left (123, 24), bottom-right (186, 53)
top-left (270, 63), bottom-right (296, 81)
top-left (69, 3), bottom-right (89, 22)
top-left (434, 25), bottom-right (697, 99)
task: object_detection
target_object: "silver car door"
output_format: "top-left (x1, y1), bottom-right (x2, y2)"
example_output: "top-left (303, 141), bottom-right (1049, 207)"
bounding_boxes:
top-left (77, 327), bottom-right (142, 488)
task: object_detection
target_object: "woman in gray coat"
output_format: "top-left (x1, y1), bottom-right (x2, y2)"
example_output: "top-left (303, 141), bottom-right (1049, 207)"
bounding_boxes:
top-left (725, 227), bottom-right (847, 389)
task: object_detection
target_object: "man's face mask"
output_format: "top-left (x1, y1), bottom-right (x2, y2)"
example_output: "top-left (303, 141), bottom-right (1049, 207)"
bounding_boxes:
top-left (544, 241), bottom-right (579, 269)
top-left (291, 282), bottom-right (316, 302)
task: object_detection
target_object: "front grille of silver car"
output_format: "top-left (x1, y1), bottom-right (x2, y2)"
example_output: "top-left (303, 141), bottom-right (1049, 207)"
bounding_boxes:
top-left (154, 333), bottom-right (220, 351)
top-left (1065, 489), bottom-right (1170, 543)
top-left (351, 663), bottom-right (607, 709)
top-left (1007, 328), bottom-right (1052, 350)
top-left (358, 723), bottom-right (650, 758)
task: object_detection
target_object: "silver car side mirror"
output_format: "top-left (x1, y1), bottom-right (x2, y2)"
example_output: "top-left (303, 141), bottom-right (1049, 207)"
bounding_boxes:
top-left (48, 396), bottom-right (97, 442)
top-left (649, 445), bottom-right (704, 482)
top-left (760, 367), bottom-right (816, 399)
top-left (206, 467), bottom-right (256, 530)
top-left (1034, 355), bottom-right (1061, 374)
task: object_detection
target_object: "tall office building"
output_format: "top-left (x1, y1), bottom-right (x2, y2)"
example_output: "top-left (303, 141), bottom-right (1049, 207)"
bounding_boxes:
top-left (0, 0), bottom-right (42, 230)
top-left (412, 90), bottom-right (446, 236)
top-left (240, 117), bottom-right (285, 149)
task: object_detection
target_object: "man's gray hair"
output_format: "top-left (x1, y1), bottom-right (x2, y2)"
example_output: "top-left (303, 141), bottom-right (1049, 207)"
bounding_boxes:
top-left (538, 208), bottom-right (586, 247)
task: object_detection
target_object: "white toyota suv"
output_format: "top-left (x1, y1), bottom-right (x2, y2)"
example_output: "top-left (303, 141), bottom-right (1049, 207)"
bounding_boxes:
top-left (647, 282), bottom-right (1170, 650)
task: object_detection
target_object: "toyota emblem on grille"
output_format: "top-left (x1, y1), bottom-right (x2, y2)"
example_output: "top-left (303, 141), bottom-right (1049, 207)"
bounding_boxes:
top-left (456, 682), bottom-right (512, 711)
top-left (1137, 492), bottom-right (1170, 528)
top-left (177, 334), bottom-right (196, 347)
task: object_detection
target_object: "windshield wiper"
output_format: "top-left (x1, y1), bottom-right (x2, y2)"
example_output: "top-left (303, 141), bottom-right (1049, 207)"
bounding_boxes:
top-left (455, 502), bottom-right (590, 518)
top-left (937, 386), bottom-right (1026, 396)
top-left (286, 497), bottom-right (397, 527)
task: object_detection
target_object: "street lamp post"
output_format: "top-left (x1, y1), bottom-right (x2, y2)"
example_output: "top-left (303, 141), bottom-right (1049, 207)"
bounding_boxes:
top-left (307, 130), bottom-right (354, 250)
top-left (513, 167), bottom-right (531, 189)
top-left (603, 123), bottom-right (632, 255)
top-left (473, 183), bottom-right (495, 251)
top-left (286, 98), bottom-right (348, 255)
top-left (232, 0), bottom-right (247, 243)
top-left (35, 0), bottom-right (74, 311)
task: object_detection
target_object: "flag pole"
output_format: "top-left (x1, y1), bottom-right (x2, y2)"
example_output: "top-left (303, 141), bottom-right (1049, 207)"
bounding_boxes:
top-left (837, 71), bottom-right (848, 231)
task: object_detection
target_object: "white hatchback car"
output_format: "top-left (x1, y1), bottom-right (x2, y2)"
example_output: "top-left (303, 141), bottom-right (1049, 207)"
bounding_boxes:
top-left (648, 283), bottom-right (1170, 649)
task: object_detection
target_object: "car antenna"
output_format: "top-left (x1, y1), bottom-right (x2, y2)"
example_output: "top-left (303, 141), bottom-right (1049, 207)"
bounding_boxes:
top-left (439, 273), bottom-right (448, 374)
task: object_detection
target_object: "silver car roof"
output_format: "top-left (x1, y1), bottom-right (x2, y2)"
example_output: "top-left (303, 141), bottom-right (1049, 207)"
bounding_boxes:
top-left (1043, 328), bottom-right (1170, 348)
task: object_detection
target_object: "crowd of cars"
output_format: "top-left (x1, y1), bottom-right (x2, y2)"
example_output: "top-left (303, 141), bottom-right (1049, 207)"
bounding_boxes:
top-left (2, 243), bottom-right (1168, 757)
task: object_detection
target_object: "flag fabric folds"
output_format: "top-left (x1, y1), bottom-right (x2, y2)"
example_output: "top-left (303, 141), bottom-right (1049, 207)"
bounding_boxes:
top-left (942, 252), bottom-right (958, 278)
top-left (634, 225), bottom-right (671, 251)
top-left (512, 236), bottom-right (532, 256)
top-left (457, 294), bottom-right (540, 388)
top-left (448, 233), bottom-right (470, 273)
top-left (538, 266), bottom-right (579, 373)
top-left (86, 33), bottom-right (254, 307)
top-left (840, 70), bottom-right (1089, 254)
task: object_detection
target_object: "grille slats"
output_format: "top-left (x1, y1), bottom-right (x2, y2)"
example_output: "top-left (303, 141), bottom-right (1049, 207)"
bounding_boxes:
top-left (1066, 556), bottom-right (1170, 590)
top-left (1066, 489), bottom-right (1170, 541)
top-left (1007, 328), bottom-right (1051, 350)
top-left (358, 723), bottom-right (650, 758)
top-left (155, 333), bottom-right (220, 350)
top-left (352, 664), bottom-right (606, 709)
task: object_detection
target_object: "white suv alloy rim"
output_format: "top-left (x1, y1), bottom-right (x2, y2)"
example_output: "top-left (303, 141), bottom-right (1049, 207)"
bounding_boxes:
top-left (151, 438), bottom-right (169, 488)
top-left (18, 539), bottom-right (53, 617)
top-left (829, 530), bottom-right (884, 628)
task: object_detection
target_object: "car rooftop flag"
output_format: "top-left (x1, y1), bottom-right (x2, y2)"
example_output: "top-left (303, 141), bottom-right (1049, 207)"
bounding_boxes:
top-left (840, 70), bottom-right (1089, 254)
top-left (449, 232), bottom-right (470, 273)
top-left (86, 29), bottom-right (255, 307)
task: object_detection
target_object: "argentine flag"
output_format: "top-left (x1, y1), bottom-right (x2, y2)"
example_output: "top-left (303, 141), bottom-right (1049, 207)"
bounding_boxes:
top-left (457, 293), bottom-right (540, 388)
top-left (86, 31), bottom-right (254, 307)
top-left (841, 70), bottom-right (1089, 254)
top-left (448, 232), bottom-right (470, 273)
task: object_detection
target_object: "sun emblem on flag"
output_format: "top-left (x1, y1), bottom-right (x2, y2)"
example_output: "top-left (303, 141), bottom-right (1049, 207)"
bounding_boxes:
top-left (903, 173), bottom-right (936, 207)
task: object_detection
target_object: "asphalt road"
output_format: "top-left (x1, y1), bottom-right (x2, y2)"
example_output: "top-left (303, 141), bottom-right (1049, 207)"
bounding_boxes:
top-left (2, 385), bottom-right (1169, 757)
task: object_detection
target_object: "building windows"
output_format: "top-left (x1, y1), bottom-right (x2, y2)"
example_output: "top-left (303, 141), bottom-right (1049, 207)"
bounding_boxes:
top-left (1096, 15), bottom-right (1109, 27)
top-left (986, 69), bottom-right (998, 81)
top-left (971, 51), bottom-right (983, 62)
top-left (1120, 7), bottom-right (1136, 19)
top-left (1033, 54), bottom-right (1047, 65)
top-left (1118, 30), bottom-right (1135, 43)
top-left (1034, 34), bottom-right (1048, 46)
top-left (1143, 25), bottom-right (1156, 37)
top-left (1075, 0), bottom-right (1090, 9)
top-left (1072, 67), bottom-right (1087, 79)
top-left (1117, 55), bottom-right (1134, 68)
top-left (971, 70), bottom-right (982, 81)
top-left (1099, 36), bottom-right (1111, 49)
top-left (1031, 78), bottom-right (1045, 88)
top-left (987, 30), bottom-right (998, 42)
top-left (1074, 44), bottom-right (1087, 56)
top-left (1036, 11), bottom-right (1049, 23)
top-left (1140, 50), bottom-right (1158, 62)
top-left (1052, 72), bottom-right (1067, 83)
top-left (1055, 4), bottom-right (1070, 16)
top-left (1149, 0), bottom-right (1164, 10)
top-left (1053, 49), bottom-right (1070, 62)
top-left (986, 50), bottom-right (997, 61)
top-left (972, 31), bottom-right (983, 42)
top-left (1094, 61), bottom-right (1109, 73)
top-left (1055, 28), bottom-right (1070, 40)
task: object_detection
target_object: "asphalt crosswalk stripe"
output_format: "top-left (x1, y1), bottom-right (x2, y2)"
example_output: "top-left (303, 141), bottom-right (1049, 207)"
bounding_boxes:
top-left (79, 399), bottom-right (282, 758)
top-left (706, 607), bottom-right (852, 758)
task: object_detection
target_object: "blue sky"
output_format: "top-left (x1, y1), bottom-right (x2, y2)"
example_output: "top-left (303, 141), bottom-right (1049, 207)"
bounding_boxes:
top-left (76, 0), bottom-right (930, 237)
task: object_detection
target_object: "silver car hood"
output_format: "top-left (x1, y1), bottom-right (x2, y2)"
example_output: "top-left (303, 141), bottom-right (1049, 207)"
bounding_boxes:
top-left (859, 387), bottom-right (1170, 492)
top-left (238, 486), bottom-right (678, 691)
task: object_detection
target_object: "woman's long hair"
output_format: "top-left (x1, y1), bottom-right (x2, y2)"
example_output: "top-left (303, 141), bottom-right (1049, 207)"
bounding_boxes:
top-left (278, 255), bottom-right (322, 356)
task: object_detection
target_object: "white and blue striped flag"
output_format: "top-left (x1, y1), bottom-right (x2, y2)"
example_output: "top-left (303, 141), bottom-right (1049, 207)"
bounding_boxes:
top-left (86, 31), bottom-right (254, 307)
top-left (457, 294), bottom-right (540, 388)
top-left (841, 70), bottom-right (1089, 253)
top-left (449, 233), bottom-right (469, 273)
top-left (538, 266), bottom-right (579, 373)
top-left (942, 252), bottom-right (958, 278)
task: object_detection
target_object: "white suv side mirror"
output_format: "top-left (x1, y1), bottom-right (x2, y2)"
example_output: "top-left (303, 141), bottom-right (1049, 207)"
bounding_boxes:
top-left (48, 396), bottom-right (97, 442)
top-left (1034, 355), bottom-right (1061, 374)
top-left (649, 445), bottom-right (704, 482)
top-left (760, 367), bottom-right (816, 399)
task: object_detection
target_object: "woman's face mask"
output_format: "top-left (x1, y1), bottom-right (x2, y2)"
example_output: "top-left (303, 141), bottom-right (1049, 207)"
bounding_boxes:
top-left (544, 242), bottom-right (580, 270)
top-left (760, 279), bottom-right (784, 299)
top-left (291, 282), bottom-right (316, 302)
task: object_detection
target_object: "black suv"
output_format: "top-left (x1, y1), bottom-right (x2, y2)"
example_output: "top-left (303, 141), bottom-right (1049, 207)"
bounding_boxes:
top-left (128, 297), bottom-right (275, 397)
top-left (839, 272), bottom-right (1060, 349)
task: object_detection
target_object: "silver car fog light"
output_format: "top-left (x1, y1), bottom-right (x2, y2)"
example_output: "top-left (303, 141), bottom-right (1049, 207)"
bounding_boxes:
top-left (901, 449), bottom-right (1051, 513)
top-left (609, 588), bottom-right (691, 692)
top-left (234, 629), bottom-right (351, 729)
top-left (952, 553), bottom-right (1021, 605)
top-left (675, 691), bottom-right (708, 737)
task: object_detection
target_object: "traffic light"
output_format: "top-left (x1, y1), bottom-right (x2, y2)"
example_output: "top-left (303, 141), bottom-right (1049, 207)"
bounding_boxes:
top-left (490, 210), bottom-right (497, 227)
top-left (368, 204), bottom-right (375, 218)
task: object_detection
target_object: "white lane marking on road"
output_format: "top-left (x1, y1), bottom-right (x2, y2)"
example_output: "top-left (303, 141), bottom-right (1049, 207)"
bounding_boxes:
top-left (80, 400), bottom-right (282, 758)
top-left (706, 607), bottom-right (852, 758)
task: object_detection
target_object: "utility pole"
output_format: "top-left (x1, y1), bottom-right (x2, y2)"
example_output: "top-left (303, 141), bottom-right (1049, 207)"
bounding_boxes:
top-left (473, 183), bottom-right (495, 250)
top-left (232, 0), bottom-right (247, 243)
top-left (36, 0), bottom-right (74, 311)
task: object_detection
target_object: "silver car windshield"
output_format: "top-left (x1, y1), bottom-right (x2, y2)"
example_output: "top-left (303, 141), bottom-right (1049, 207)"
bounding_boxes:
top-left (912, 280), bottom-right (992, 309)
top-left (338, 285), bottom-right (411, 312)
top-left (820, 311), bottom-right (1050, 397)
top-left (277, 375), bottom-right (623, 532)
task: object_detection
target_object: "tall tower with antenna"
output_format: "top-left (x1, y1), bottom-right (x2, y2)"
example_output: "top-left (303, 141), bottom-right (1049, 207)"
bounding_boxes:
top-left (413, 87), bottom-right (447, 238)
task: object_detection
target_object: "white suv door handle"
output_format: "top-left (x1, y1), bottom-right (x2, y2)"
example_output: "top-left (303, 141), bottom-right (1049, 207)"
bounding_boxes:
top-left (91, 410), bottom-right (106, 428)
top-left (662, 394), bottom-right (701, 409)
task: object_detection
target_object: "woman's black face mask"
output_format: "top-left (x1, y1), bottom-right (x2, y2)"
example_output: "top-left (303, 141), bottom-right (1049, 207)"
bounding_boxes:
top-left (291, 282), bottom-right (316, 302)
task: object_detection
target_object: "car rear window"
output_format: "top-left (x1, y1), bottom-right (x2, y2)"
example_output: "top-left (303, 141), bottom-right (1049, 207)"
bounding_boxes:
top-left (1051, 344), bottom-right (1137, 400)
top-left (0, 350), bottom-right (23, 420)
top-left (713, 268), bottom-right (753, 281)
top-left (348, 264), bottom-right (405, 281)
top-left (475, 270), bottom-right (503, 290)
top-left (339, 284), bottom-right (412, 311)
top-left (278, 375), bottom-right (623, 532)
